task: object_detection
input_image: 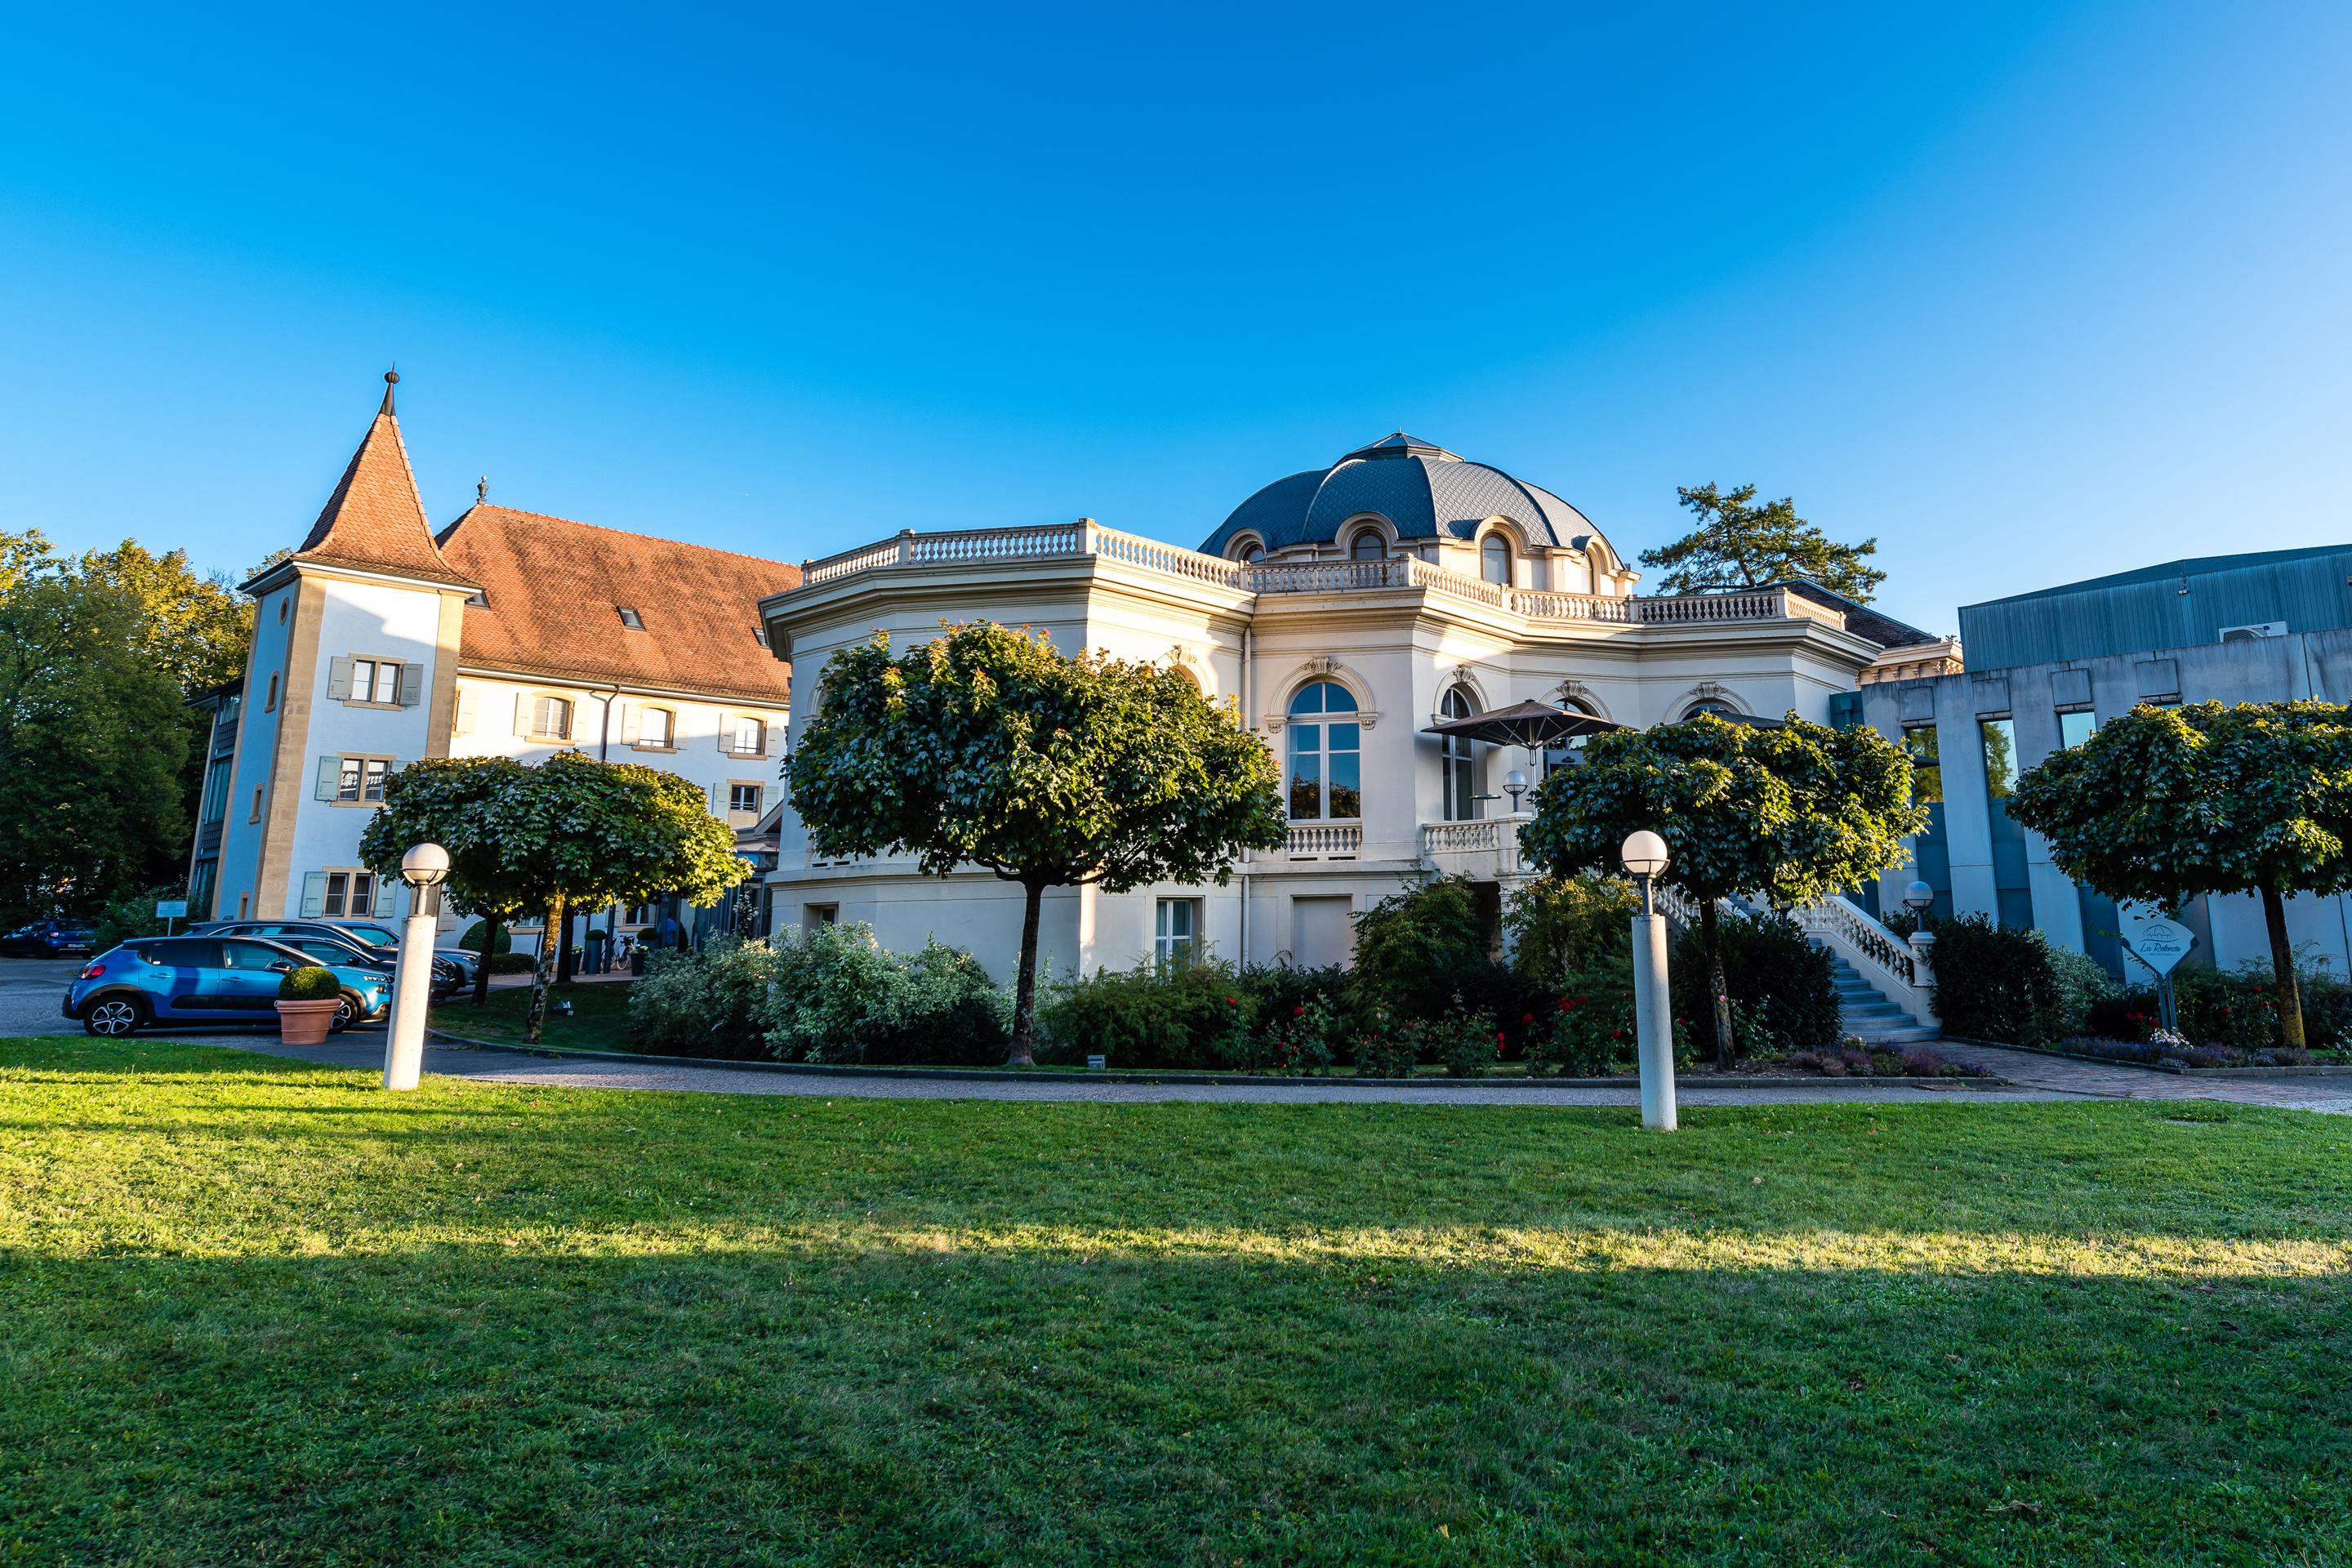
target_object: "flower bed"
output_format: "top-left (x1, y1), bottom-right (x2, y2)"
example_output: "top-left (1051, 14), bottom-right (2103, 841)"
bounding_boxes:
top-left (2054, 1033), bottom-right (2352, 1071)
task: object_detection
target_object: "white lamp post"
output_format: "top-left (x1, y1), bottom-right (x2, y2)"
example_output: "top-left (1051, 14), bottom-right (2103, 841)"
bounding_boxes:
top-left (1901, 878), bottom-right (1938, 995)
top-left (384, 841), bottom-right (449, 1092)
top-left (1620, 830), bottom-right (1677, 1132)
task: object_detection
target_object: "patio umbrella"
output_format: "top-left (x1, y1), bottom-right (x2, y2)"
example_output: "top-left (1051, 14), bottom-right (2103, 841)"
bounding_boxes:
top-left (1421, 699), bottom-right (1627, 749)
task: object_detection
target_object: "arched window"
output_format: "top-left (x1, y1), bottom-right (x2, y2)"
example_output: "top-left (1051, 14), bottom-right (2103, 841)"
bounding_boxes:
top-left (1349, 528), bottom-right (1386, 561)
top-left (1480, 534), bottom-right (1512, 586)
top-left (1286, 680), bottom-right (1361, 821)
top-left (1684, 699), bottom-right (1738, 720)
top-left (1441, 687), bottom-right (1480, 821)
top-left (1543, 695), bottom-right (1597, 776)
top-left (1230, 534), bottom-right (1265, 564)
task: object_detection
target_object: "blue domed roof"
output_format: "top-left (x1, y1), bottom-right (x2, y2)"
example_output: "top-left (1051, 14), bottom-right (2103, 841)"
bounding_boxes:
top-left (1200, 433), bottom-right (1606, 558)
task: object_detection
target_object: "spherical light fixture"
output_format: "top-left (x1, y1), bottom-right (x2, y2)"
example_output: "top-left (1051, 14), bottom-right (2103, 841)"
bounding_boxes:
top-left (1903, 879), bottom-right (1935, 912)
top-left (399, 841), bottom-right (451, 889)
top-left (1619, 831), bottom-right (1670, 880)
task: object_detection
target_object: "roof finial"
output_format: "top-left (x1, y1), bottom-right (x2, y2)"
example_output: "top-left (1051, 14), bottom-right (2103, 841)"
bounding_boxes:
top-left (381, 366), bottom-right (399, 416)
top-left (477, 476), bottom-right (488, 505)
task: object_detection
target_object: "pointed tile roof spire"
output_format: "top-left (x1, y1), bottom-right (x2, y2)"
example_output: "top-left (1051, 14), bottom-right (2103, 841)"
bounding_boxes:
top-left (282, 371), bottom-right (475, 587)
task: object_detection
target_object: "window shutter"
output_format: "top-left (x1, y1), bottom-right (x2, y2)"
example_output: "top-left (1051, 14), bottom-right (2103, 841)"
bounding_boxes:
top-left (454, 688), bottom-right (476, 735)
top-left (764, 721), bottom-right (781, 757)
top-left (620, 703), bottom-right (640, 744)
top-left (716, 711), bottom-right (733, 754)
top-left (327, 657), bottom-right (352, 702)
top-left (513, 693), bottom-right (531, 738)
top-left (300, 873), bottom-right (327, 919)
top-left (314, 756), bottom-right (340, 800)
top-left (396, 664), bottom-right (424, 706)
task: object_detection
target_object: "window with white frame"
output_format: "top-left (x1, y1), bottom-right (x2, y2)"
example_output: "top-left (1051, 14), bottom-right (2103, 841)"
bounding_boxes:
top-left (1440, 687), bottom-right (1480, 821)
top-left (1155, 898), bottom-right (1200, 967)
top-left (1286, 680), bottom-right (1362, 820)
top-left (728, 782), bottom-right (763, 817)
top-left (635, 705), bottom-right (674, 748)
top-left (1480, 533), bottom-right (1512, 586)
top-left (529, 695), bottom-right (573, 740)
top-left (350, 657), bottom-right (403, 705)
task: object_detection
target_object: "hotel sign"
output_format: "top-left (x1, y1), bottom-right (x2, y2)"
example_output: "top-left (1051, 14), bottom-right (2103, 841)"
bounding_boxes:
top-left (2119, 916), bottom-right (2194, 978)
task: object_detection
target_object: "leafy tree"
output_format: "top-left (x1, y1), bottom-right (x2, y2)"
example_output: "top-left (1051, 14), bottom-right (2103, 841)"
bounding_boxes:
top-left (359, 757), bottom-right (530, 1007)
top-left (0, 528), bottom-right (52, 595)
top-left (1521, 711), bottom-right (1925, 1066)
top-left (0, 574), bottom-right (189, 921)
top-left (76, 541), bottom-right (252, 692)
top-left (787, 622), bottom-right (1287, 1063)
top-left (2008, 700), bottom-right (2352, 1051)
top-left (1639, 483), bottom-right (1886, 602)
top-left (363, 751), bottom-right (744, 1040)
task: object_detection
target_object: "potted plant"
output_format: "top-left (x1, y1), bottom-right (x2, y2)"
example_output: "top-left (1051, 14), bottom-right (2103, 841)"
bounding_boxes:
top-left (275, 965), bottom-right (343, 1045)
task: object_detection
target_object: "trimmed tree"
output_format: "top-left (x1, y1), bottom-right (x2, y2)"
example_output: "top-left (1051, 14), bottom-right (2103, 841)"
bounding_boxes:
top-left (363, 751), bottom-right (745, 1041)
top-left (2008, 700), bottom-right (2352, 1051)
top-left (1639, 483), bottom-right (1886, 603)
top-left (1521, 710), bottom-right (1926, 1066)
top-left (787, 622), bottom-right (1287, 1064)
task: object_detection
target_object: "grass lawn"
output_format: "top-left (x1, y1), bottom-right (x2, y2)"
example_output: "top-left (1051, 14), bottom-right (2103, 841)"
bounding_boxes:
top-left (4, 1039), bottom-right (2349, 1566)
top-left (430, 979), bottom-right (636, 1053)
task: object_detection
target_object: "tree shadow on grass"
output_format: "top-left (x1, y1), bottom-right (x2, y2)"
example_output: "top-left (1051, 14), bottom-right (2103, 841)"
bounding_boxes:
top-left (3, 1246), bottom-right (2346, 1567)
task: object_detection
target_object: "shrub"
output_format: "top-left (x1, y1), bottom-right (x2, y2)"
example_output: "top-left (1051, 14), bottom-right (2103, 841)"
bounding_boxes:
top-left (629, 936), bottom-right (779, 1059)
top-left (761, 924), bottom-right (1011, 1067)
top-left (457, 920), bottom-right (514, 956)
top-left (1349, 1007), bottom-right (1419, 1078)
top-left (1506, 872), bottom-right (1638, 992)
top-left (1530, 962), bottom-right (1640, 1076)
top-left (2045, 946), bottom-right (2118, 1038)
top-left (1673, 910), bottom-right (1839, 1057)
top-left (488, 952), bottom-right (537, 973)
top-left (1353, 876), bottom-right (1512, 1024)
top-left (91, 884), bottom-right (182, 953)
top-left (1924, 914), bottom-right (2067, 1047)
top-left (1227, 997), bottom-right (1336, 1075)
top-left (1398, 1002), bottom-right (1498, 1078)
top-left (278, 965), bottom-right (341, 1001)
top-left (1037, 956), bottom-right (1246, 1070)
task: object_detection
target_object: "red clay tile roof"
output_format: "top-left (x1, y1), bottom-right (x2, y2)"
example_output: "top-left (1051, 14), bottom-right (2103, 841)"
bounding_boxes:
top-left (434, 504), bottom-right (799, 706)
top-left (288, 381), bottom-right (475, 587)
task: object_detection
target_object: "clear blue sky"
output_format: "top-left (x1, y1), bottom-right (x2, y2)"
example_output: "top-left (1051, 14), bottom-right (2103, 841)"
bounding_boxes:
top-left (2, 1), bottom-right (2347, 636)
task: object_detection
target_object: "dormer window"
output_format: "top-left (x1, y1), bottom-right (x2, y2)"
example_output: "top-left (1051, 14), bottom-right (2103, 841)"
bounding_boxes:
top-left (617, 607), bottom-right (644, 630)
top-left (1481, 534), bottom-right (1512, 586)
top-left (465, 590), bottom-right (488, 607)
top-left (1349, 529), bottom-right (1386, 561)
top-left (753, 626), bottom-right (771, 648)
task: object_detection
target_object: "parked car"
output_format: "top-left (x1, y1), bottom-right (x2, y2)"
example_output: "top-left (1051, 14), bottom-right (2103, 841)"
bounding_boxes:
top-left (194, 920), bottom-right (461, 996)
top-left (0, 921), bottom-right (98, 958)
top-left (66, 935), bottom-right (394, 1037)
top-left (323, 918), bottom-right (483, 988)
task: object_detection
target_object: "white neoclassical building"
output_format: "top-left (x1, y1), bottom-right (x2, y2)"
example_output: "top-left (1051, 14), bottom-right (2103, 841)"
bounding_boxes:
top-left (758, 433), bottom-right (1942, 981)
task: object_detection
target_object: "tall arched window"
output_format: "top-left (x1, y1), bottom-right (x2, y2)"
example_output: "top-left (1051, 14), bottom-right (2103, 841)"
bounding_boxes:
top-left (1480, 534), bottom-right (1512, 586)
top-left (1349, 528), bottom-right (1386, 561)
top-left (1286, 680), bottom-right (1361, 821)
top-left (1230, 534), bottom-right (1265, 564)
top-left (1441, 687), bottom-right (1479, 821)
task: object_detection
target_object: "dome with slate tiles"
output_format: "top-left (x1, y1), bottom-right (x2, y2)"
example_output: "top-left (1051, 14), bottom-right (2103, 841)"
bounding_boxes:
top-left (1198, 433), bottom-right (1616, 565)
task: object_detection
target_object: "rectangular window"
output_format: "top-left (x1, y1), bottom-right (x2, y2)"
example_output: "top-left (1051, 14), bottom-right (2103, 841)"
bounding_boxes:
top-left (2058, 709), bottom-right (2096, 748)
top-left (732, 715), bottom-right (765, 755)
top-left (264, 673), bottom-right (278, 711)
top-left (1903, 724), bottom-right (1942, 804)
top-left (250, 787), bottom-right (264, 822)
top-left (199, 760), bottom-right (233, 824)
top-left (637, 706), bottom-right (673, 748)
top-left (333, 756), bottom-right (393, 804)
top-left (319, 871), bottom-right (376, 918)
top-left (345, 657), bottom-right (404, 705)
top-left (531, 696), bottom-right (573, 740)
top-left (1155, 898), bottom-right (1200, 967)
top-left (1980, 718), bottom-right (2017, 799)
top-left (728, 782), bottom-right (763, 816)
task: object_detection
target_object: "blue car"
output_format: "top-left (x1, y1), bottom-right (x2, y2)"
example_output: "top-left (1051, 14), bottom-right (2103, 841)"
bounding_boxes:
top-left (67, 934), bottom-right (394, 1038)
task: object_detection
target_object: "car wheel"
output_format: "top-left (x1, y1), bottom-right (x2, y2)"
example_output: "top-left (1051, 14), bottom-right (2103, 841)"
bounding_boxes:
top-left (83, 996), bottom-right (145, 1037)
top-left (329, 992), bottom-right (361, 1034)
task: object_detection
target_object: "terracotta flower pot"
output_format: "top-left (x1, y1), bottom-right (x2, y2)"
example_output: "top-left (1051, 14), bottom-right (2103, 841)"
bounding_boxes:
top-left (274, 997), bottom-right (341, 1045)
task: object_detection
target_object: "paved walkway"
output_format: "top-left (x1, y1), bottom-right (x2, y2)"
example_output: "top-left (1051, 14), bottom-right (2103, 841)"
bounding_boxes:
top-left (207, 1033), bottom-right (2352, 1114)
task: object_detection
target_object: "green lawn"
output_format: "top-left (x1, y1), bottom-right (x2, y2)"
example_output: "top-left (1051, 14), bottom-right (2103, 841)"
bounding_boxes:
top-left (430, 979), bottom-right (636, 1052)
top-left (3, 1039), bottom-right (2348, 1566)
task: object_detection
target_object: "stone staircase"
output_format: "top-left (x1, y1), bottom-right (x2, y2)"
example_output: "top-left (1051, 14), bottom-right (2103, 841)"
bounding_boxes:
top-left (1829, 950), bottom-right (1940, 1043)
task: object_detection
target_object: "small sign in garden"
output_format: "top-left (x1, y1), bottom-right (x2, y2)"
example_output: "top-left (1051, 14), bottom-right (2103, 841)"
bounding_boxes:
top-left (2119, 915), bottom-right (2197, 1031)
